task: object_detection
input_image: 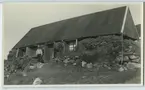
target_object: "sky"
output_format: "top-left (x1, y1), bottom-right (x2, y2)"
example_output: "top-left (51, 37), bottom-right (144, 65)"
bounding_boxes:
top-left (3, 2), bottom-right (142, 59)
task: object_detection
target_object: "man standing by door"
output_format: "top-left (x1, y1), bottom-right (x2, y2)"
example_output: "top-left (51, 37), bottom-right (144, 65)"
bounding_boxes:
top-left (36, 45), bottom-right (44, 63)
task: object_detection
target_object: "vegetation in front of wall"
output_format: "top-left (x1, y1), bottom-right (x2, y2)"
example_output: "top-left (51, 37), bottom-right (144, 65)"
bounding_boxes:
top-left (80, 35), bottom-right (122, 64)
top-left (54, 35), bottom-right (140, 70)
top-left (4, 55), bottom-right (32, 79)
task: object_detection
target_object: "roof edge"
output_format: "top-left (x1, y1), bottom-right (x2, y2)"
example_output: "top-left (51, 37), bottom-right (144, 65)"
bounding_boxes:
top-left (121, 6), bottom-right (129, 33)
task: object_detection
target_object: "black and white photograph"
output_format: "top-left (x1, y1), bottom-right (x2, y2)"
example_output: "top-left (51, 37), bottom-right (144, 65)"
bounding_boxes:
top-left (3, 2), bottom-right (143, 85)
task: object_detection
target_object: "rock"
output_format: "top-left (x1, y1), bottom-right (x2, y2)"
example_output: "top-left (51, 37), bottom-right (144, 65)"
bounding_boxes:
top-left (5, 68), bottom-right (8, 71)
top-left (124, 56), bottom-right (129, 61)
top-left (104, 64), bottom-right (111, 69)
top-left (134, 63), bottom-right (141, 68)
top-left (131, 62), bottom-right (141, 68)
top-left (129, 46), bottom-right (132, 49)
top-left (127, 62), bottom-right (135, 70)
top-left (82, 76), bottom-right (86, 78)
top-left (63, 58), bottom-right (69, 64)
top-left (29, 65), bottom-right (35, 69)
top-left (81, 61), bottom-right (87, 67)
top-left (131, 58), bottom-right (140, 63)
top-left (119, 52), bottom-right (122, 54)
top-left (125, 47), bottom-right (132, 52)
top-left (36, 63), bottom-right (44, 69)
top-left (69, 59), bottom-right (75, 63)
top-left (75, 56), bottom-right (79, 58)
top-left (33, 77), bottom-right (42, 85)
top-left (123, 52), bottom-right (133, 55)
top-left (123, 66), bottom-right (128, 71)
top-left (93, 63), bottom-right (98, 67)
top-left (129, 55), bottom-right (138, 60)
top-left (118, 66), bottom-right (125, 72)
top-left (86, 63), bottom-right (93, 68)
top-left (73, 63), bottom-right (76, 66)
top-left (127, 62), bottom-right (141, 69)
top-left (116, 56), bottom-right (122, 62)
top-left (5, 74), bottom-right (9, 78)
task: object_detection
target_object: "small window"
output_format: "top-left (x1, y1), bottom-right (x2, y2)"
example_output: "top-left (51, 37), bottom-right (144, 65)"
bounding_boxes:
top-left (69, 43), bottom-right (76, 51)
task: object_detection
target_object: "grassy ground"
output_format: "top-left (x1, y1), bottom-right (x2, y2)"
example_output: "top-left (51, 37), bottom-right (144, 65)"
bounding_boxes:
top-left (4, 61), bottom-right (141, 85)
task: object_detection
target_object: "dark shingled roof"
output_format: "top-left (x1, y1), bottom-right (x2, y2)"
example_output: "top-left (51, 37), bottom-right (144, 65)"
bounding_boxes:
top-left (13, 6), bottom-right (139, 48)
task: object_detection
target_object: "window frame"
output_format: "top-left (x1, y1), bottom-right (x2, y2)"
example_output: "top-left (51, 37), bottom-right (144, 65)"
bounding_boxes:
top-left (69, 42), bottom-right (77, 51)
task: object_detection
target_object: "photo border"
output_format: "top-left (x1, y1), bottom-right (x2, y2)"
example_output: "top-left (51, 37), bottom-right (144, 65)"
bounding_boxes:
top-left (1, 1), bottom-right (144, 88)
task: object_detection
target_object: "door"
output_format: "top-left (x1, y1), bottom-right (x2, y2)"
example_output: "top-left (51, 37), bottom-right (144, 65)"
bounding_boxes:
top-left (43, 44), bottom-right (53, 62)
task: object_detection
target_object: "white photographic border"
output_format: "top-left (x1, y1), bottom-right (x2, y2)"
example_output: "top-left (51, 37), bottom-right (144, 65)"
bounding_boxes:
top-left (0, 1), bottom-right (144, 89)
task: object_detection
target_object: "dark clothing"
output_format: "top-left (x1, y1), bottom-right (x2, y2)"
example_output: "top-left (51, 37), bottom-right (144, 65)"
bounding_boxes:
top-left (37, 54), bottom-right (44, 63)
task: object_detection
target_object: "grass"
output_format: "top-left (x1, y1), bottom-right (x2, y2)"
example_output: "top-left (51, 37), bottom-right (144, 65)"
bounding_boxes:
top-left (4, 61), bottom-right (141, 85)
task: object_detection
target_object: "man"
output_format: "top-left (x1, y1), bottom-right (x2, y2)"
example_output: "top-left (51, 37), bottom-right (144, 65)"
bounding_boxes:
top-left (36, 45), bottom-right (44, 63)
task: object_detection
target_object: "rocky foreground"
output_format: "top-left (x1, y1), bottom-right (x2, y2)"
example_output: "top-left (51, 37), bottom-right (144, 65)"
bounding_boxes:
top-left (4, 35), bottom-right (141, 85)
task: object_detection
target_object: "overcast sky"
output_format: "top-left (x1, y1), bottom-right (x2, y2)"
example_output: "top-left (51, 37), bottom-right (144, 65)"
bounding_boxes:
top-left (3, 2), bottom-right (142, 59)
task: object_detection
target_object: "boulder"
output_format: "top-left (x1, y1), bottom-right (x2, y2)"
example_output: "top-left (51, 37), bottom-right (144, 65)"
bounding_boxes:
top-left (123, 56), bottom-right (129, 61)
top-left (86, 63), bottom-right (93, 68)
top-left (81, 61), bottom-right (87, 67)
top-left (123, 66), bottom-right (128, 71)
top-left (54, 58), bottom-right (60, 62)
top-left (127, 62), bottom-right (141, 69)
top-left (129, 45), bottom-right (132, 49)
top-left (33, 77), bottom-right (42, 85)
top-left (104, 64), bottom-right (111, 69)
top-left (131, 62), bottom-right (141, 68)
top-left (36, 63), bottom-right (44, 69)
top-left (82, 76), bottom-right (86, 78)
top-left (73, 63), bottom-right (77, 66)
top-left (129, 55), bottom-right (138, 60)
top-left (116, 56), bottom-right (123, 63)
top-left (63, 58), bottom-right (69, 64)
top-left (69, 59), bottom-right (75, 63)
top-left (131, 58), bottom-right (140, 63)
top-left (29, 65), bottom-right (36, 70)
top-left (118, 66), bottom-right (125, 72)
top-left (93, 63), bottom-right (98, 67)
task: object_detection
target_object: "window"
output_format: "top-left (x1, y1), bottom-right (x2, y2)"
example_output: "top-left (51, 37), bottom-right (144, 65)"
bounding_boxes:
top-left (69, 43), bottom-right (77, 51)
top-left (69, 39), bottom-right (78, 51)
